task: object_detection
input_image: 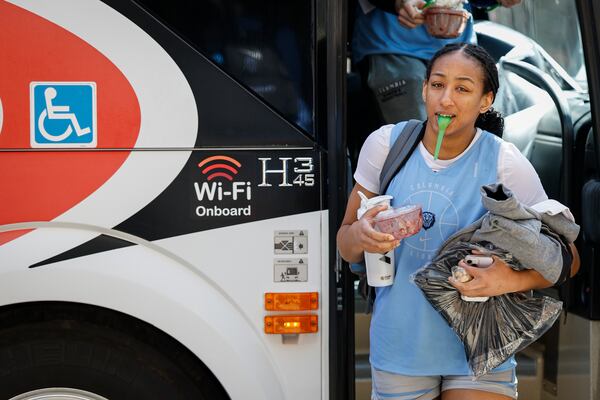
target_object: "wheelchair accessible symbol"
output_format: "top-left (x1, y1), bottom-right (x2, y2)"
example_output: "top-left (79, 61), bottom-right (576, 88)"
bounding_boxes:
top-left (30, 82), bottom-right (97, 147)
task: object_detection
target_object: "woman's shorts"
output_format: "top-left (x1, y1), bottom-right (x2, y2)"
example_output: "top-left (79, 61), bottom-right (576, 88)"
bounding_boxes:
top-left (371, 366), bottom-right (518, 400)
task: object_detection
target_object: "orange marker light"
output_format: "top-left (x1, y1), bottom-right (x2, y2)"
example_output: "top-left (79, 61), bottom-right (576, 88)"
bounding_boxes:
top-left (264, 292), bottom-right (319, 311)
top-left (264, 315), bottom-right (318, 334)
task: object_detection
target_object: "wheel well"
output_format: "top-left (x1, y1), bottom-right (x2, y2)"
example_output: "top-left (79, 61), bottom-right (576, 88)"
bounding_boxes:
top-left (0, 301), bottom-right (230, 399)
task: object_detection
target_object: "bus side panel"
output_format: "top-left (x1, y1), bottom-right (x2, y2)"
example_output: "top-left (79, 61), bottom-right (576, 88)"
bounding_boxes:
top-left (0, 211), bottom-right (326, 399)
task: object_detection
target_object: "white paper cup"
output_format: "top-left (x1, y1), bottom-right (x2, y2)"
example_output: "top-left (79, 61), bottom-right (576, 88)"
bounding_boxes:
top-left (356, 192), bottom-right (396, 287)
top-left (365, 251), bottom-right (394, 287)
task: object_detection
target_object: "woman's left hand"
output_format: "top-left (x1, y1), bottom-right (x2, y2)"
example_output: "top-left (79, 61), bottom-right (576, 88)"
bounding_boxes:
top-left (448, 255), bottom-right (521, 297)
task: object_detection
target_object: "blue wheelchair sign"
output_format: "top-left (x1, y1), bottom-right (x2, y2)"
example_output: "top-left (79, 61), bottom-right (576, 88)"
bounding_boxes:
top-left (30, 82), bottom-right (97, 147)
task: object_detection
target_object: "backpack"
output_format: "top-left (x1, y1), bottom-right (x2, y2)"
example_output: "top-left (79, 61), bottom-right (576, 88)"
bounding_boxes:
top-left (356, 119), bottom-right (425, 313)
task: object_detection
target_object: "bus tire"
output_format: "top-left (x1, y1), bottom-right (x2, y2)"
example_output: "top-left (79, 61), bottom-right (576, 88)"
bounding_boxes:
top-left (0, 302), bottom-right (230, 400)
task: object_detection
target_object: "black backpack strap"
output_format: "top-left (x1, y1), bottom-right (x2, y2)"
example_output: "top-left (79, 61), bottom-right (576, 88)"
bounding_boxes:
top-left (379, 119), bottom-right (425, 195)
top-left (360, 120), bottom-right (424, 314)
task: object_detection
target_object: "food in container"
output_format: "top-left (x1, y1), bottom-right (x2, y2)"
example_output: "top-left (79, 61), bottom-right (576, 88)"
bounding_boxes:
top-left (423, 1), bottom-right (470, 39)
top-left (373, 205), bottom-right (423, 240)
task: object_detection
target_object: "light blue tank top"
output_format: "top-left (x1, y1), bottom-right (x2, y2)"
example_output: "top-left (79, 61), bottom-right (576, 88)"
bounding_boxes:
top-left (369, 121), bottom-right (515, 375)
top-left (351, 6), bottom-right (476, 63)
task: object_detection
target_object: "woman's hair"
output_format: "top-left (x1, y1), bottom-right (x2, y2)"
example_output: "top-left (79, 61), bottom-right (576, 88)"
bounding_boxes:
top-left (425, 43), bottom-right (504, 136)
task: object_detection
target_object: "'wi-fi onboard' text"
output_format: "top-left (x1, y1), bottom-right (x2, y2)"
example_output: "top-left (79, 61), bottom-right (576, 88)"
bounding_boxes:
top-left (193, 181), bottom-right (252, 217)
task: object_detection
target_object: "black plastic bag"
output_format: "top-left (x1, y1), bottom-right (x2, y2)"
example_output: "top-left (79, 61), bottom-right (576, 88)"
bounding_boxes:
top-left (412, 241), bottom-right (562, 376)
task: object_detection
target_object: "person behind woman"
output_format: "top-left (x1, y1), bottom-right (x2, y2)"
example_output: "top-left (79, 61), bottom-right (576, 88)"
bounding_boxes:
top-left (351, 0), bottom-right (522, 125)
top-left (337, 43), bottom-right (579, 400)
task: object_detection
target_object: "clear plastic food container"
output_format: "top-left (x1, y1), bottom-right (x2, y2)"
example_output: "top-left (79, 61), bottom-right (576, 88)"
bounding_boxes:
top-left (373, 204), bottom-right (423, 240)
top-left (423, 6), bottom-right (469, 39)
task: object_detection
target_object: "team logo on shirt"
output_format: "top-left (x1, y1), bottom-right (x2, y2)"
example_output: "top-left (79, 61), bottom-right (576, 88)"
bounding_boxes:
top-left (422, 211), bottom-right (436, 230)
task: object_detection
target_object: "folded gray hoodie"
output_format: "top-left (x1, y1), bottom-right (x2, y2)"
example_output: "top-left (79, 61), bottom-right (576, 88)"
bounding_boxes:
top-left (439, 183), bottom-right (580, 284)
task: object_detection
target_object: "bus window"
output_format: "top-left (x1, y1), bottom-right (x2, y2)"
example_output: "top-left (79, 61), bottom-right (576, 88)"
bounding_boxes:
top-left (137, 0), bottom-right (314, 135)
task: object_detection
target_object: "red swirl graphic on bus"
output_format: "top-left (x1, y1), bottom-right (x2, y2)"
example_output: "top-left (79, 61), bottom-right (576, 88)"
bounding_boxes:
top-left (0, 2), bottom-right (141, 246)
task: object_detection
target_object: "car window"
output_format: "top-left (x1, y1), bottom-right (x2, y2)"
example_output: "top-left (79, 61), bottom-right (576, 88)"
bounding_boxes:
top-left (489, 0), bottom-right (586, 89)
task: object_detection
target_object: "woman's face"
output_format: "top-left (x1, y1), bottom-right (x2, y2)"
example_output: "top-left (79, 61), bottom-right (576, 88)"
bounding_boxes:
top-left (422, 51), bottom-right (494, 137)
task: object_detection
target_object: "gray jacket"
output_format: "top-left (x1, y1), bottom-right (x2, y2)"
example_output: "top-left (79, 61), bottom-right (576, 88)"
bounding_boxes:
top-left (439, 183), bottom-right (580, 284)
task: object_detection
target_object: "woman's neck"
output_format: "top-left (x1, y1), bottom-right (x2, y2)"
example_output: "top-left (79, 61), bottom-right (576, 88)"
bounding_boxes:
top-left (422, 124), bottom-right (477, 160)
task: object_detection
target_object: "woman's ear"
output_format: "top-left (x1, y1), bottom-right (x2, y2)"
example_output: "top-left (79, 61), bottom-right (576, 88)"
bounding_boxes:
top-left (480, 91), bottom-right (494, 113)
top-left (422, 81), bottom-right (427, 103)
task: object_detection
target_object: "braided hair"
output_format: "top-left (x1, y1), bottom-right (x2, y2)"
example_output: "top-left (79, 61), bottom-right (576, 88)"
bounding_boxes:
top-left (425, 43), bottom-right (504, 137)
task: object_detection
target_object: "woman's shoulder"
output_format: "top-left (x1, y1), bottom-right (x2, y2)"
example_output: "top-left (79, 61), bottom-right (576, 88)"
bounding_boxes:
top-left (480, 129), bottom-right (505, 144)
top-left (363, 123), bottom-right (395, 149)
top-left (495, 138), bottom-right (548, 205)
top-left (497, 139), bottom-right (529, 164)
top-left (354, 123), bottom-right (397, 194)
top-left (360, 121), bottom-right (417, 163)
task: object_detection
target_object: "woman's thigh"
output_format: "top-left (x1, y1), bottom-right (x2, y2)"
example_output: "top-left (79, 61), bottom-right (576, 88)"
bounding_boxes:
top-left (441, 368), bottom-right (517, 400)
top-left (442, 389), bottom-right (512, 400)
top-left (371, 367), bottom-right (516, 400)
top-left (371, 367), bottom-right (440, 400)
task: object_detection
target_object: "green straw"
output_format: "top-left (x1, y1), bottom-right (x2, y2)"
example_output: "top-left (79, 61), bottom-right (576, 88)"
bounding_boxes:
top-left (423, 0), bottom-right (436, 9)
top-left (434, 115), bottom-right (452, 160)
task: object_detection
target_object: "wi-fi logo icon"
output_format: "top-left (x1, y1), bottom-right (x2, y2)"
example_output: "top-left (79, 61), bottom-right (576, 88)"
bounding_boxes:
top-left (198, 155), bottom-right (242, 181)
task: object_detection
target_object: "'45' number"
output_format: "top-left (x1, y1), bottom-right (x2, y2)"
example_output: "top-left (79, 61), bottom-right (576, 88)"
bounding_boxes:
top-left (293, 174), bottom-right (315, 186)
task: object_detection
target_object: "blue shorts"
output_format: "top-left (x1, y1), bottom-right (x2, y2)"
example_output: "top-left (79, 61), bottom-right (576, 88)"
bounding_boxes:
top-left (371, 367), bottom-right (518, 399)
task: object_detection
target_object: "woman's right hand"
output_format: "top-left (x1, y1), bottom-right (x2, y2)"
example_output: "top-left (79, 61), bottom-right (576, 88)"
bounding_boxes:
top-left (337, 183), bottom-right (399, 263)
top-left (351, 205), bottom-right (401, 254)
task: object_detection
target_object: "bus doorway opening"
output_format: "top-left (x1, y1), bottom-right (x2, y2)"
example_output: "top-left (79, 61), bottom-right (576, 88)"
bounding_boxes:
top-left (345, 1), bottom-right (600, 400)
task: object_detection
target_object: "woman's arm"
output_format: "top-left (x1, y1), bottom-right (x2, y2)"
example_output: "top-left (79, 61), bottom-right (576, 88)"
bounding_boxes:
top-left (449, 243), bottom-right (581, 297)
top-left (336, 184), bottom-right (400, 264)
top-left (449, 256), bottom-right (551, 297)
top-left (569, 242), bottom-right (581, 277)
top-left (492, 142), bottom-right (581, 290)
